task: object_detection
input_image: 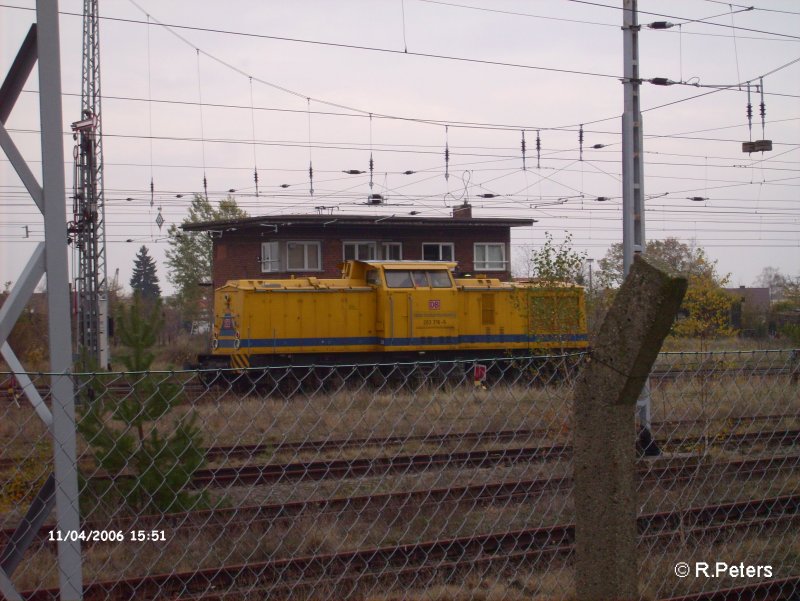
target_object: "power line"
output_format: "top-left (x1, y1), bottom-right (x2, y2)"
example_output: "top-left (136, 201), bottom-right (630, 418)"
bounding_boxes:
top-left (116, 2), bottom-right (624, 82)
top-left (7, 1), bottom-right (796, 137)
top-left (702, 0), bottom-right (800, 17)
top-left (563, 0), bottom-right (800, 40)
top-left (421, 0), bottom-right (800, 42)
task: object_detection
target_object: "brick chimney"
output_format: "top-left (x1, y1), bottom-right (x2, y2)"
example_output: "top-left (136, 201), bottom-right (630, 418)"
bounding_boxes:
top-left (452, 202), bottom-right (472, 219)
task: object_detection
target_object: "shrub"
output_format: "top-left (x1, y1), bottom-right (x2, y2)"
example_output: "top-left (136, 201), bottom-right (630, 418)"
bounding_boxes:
top-left (78, 293), bottom-right (206, 514)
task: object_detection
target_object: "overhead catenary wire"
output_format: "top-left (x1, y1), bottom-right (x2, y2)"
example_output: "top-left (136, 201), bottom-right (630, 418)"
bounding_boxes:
top-left (1, 2), bottom-right (798, 263)
top-left (248, 77), bottom-right (259, 198)
top-left (146, 12), bottom-right (154, 211)
top-left (701, 0), bottom-right (800, 18)
top-left (145, 11), bottom-right (155, 241)
top-left (195, 48), bottom-right (208, 198)
top-left (563, 0), bottom-right (800, 40)
top-left (369, 114), bottom-right (375, 191)
top-left (307, 97), bottom-right (314, 197)
top-left (120, 1), bottom-right (800, 135)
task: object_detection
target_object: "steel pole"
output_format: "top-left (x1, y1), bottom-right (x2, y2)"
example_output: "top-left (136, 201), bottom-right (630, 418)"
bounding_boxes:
top-left (622, 0), bottom-right (651, 431)
top-left (37, 1), bottom-right (84, 597)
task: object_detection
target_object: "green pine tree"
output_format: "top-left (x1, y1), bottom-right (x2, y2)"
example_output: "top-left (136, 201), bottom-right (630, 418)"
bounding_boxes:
top-left (79, 293), bottom-right (205, 513)
top-left (130, 245), bottom-right (161, 301)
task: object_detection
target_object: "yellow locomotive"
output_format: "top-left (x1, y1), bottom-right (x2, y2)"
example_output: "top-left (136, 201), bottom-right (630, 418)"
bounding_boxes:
top-left (203, 260), bottom-right (588, 370)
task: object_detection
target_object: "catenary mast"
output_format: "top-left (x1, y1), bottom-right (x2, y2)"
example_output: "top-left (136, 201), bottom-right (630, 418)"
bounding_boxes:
top-left (70, 0), bottom-right (109, 369)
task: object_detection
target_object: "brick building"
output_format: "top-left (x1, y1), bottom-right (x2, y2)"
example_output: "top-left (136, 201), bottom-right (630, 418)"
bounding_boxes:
top-left (183, 204), bottom-right (535, 289)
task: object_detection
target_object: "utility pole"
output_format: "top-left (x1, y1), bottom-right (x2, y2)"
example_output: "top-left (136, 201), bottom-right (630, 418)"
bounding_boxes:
top-left (69, 0), bottom-right (109, 370)
top-left (0, 2), bottom-right (83, 597)
top-left (622, 0), bottom-right (651, 432)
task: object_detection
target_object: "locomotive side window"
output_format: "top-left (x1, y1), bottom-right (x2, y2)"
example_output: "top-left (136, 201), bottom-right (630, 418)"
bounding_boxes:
top-left (412, 271), bottom-right (429, 287)
top-left (385, 271), bottom-right (413, 288)
top-left (366, 269), bottom-right (381, 286)
top-left (428, 270), bottom-right (452, 288)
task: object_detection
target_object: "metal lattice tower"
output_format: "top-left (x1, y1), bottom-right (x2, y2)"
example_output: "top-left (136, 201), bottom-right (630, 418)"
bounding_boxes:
top-left (70, 0), bottom-right (108, 369)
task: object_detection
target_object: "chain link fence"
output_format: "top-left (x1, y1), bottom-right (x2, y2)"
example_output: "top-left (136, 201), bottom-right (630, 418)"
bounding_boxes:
top-left (1, 349), bottom-right (798, 600)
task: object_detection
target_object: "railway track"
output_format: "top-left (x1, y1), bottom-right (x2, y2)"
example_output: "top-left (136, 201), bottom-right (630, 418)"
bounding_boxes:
top-left (2, 418), bottom-right (796, 475)
top-left (3, 423), bottom-right (796, 481)
top-left (18, 494), bottom-right (800, 601)
top-left (186, 428), bottom-right (800, 488)
top-left (5, 453), bottom-right (797, 553)
top-left (201, 414), bottom-right (800, 461)
top-left (658, 577), bottom-right (799, 601)
top-left (1, 361), bottom-right (796, 405)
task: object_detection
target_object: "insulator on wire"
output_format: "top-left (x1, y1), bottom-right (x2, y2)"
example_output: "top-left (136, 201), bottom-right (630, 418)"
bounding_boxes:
top-left (149, 178), bottom-right (154, 208)
top-left (368, 114), bottom-right (375, 190)
top-left (521, 130), bottom-right (527, 171)
top-left (254, 169), bottom-right (259, 197)
top-left (536, 130), bottom-right (541, 169)
top-left (307, 97), bottom-right (314, 196)
top-left (579, 124), bottom-right (584, 161)
top-left (203, 174), bottom-right (208, 198)
top-left (746, 84), bottom-right (753, 141)
top-left (759, 77), bottom-right (766, 138)
top-left (369, 153), bottom-right (374, 189)
top-left (444, 126), bottom-right (450, 182)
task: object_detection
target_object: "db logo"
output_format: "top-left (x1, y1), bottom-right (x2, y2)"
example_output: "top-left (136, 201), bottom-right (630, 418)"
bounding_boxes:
top-left (428, 300), bottom-right (441, 310)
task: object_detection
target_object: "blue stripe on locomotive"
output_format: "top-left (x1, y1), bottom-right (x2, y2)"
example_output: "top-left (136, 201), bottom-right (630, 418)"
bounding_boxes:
top-left (217, 333), bottom-right (588, 349)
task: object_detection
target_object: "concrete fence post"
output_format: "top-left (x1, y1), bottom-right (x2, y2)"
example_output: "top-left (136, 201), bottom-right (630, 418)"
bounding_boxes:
top-left (573, 256), bottom-right (687, 600)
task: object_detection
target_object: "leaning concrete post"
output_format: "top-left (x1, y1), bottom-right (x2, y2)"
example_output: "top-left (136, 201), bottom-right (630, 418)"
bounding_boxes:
top-left (574, 256), bottom-right (687, 601)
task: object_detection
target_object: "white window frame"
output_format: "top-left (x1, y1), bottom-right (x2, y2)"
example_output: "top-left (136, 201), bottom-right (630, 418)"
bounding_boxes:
top-left (422, 242), bottom-right (454, 262)
top-left (473, 242), bottom-right (507, 271)
top-left (381, 242), bottom-right (403, 260)
top-left (286, 241), bottom-right (322, 272)
top-left (260, 241), bottom-right (281, 273)
top-left (342, 241), bottom-right (377, 261)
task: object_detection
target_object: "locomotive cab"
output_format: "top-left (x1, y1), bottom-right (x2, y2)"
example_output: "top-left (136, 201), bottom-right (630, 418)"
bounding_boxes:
top-left (360, 261), bottom-right (458, 349)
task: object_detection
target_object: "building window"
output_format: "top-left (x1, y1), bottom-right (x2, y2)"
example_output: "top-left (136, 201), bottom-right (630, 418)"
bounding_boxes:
top-left (261, 241), bottom-right (281, 273)
top-left (382, 242), bottom-right (402, 260)
top-left (422, 242), bottom-right (454, 261)
top-left (474, 243), bottom-right (507, 271)
top-left (343, 241), bottom-right (376, 261)
top-left (287, 241), bottom-right (321, 271)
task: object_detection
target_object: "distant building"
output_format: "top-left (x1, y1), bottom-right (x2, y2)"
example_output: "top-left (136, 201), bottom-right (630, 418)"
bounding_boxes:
top-left (725, 286), bottom-right (771, 332)
top-left (183, 204), bottom-right (535, 289)
top-left (724, 286), bottom-right (771, 312)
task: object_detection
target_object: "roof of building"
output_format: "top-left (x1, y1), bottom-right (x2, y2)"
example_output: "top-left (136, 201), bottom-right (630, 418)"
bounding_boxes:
top-left (724, 286), bottom-right (771, 310)
top-left (182, 213), bottom-right (536, 232)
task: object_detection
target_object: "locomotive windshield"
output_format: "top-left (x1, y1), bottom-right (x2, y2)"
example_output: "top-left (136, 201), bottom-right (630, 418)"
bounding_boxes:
top-left (385, 270), bottom-right (453, 289)
top-left (385, 271), bottom-right (413, 288)
top-left (427, 271), bottom-right (453, 288)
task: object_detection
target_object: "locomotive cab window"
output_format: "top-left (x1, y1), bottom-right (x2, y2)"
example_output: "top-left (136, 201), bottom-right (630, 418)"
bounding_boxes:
top-left (412, 271), bottom-right (429, 287)
top-left (428, 270), bottom-right (453, 288)
top-left (386, 270), bottom-right (453, 289)
top-left (366, 269), bottom-right (381, 286)
top-left (385, 271), bottom-right (413, 288)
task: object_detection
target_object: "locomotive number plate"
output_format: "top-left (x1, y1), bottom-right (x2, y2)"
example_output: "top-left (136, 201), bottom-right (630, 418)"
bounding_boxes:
top-left (428, 300), bottom-right (441, 310)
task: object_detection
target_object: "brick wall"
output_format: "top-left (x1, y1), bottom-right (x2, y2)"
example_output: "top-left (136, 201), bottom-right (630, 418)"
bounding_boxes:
top-left (211, 225), bottom-right (512, 288)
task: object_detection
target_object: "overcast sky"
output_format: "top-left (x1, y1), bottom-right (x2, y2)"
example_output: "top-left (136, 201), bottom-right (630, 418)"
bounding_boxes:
top-left (2, 0), bottom-right (798, 293)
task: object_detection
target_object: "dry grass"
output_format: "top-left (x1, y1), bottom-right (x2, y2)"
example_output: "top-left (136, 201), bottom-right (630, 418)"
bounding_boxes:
top-left (9, 461), bottom-right (798, 593)
top-left (3, 352), bottom-right (798, 597)
top-left (660, 336), bottom-right (797, 352)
